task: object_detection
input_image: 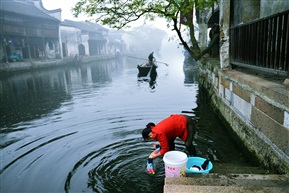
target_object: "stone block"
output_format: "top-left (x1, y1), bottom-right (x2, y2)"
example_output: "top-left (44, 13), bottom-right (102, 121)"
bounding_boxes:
top-left (233, 83), bottom-right (251, 103)
top-left (220, 76), bottom-right (231, 89)
top-left (224, 87), bottom-right (232, 103)
top-left (285, 111), bottom-right (289, 129)
top-left (232, 93), bottom-right (252, 122)
top-left (255, 96), bottom-right (284, 125)
top-left (251, 107), bottom-right (289, 155)
top-left (284, 79), bottom-right (289, 89)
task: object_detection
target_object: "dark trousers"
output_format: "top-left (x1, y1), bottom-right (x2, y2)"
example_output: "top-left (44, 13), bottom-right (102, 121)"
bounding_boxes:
top-left (184, 115), bottom-right (197, 156)
top-left (169, 138), bottom-right (176, 151)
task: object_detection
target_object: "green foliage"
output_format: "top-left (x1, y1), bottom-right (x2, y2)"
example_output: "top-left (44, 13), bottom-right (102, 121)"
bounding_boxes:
top-left (72, 0), bottom-right (219, 60)
top-left (72, 0), bottom-right (173, 29)
top-left (196, 0), bottom-right (218, 10)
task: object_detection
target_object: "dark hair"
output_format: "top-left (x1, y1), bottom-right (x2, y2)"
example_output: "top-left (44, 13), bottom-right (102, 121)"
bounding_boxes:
top-left (142, 122), bottom-right (155, 141)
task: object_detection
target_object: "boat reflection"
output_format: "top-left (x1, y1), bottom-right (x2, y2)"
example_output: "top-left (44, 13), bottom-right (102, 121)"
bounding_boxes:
top-left (137, 63), bottom-right (158, 89)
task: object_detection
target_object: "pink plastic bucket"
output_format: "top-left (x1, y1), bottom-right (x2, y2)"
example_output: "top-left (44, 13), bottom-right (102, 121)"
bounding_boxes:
top-left (163, 151), bottom-right (188, 178)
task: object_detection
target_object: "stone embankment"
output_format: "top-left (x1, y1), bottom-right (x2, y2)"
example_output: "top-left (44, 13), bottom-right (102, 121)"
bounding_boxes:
top-left (0, 55), bottom-right (117, 72)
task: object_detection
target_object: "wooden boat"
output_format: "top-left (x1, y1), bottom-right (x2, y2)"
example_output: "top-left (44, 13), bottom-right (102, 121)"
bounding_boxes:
top-left (137, 62), bottom-right (157, 77)
top-left (137, 61), bottom-right (158, 89)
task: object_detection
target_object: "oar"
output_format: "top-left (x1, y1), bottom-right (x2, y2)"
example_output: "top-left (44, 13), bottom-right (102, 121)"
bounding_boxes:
top-left (126, 56), bottom-right (169, 66)
top-left (156, 61), bottom-right (169, 66)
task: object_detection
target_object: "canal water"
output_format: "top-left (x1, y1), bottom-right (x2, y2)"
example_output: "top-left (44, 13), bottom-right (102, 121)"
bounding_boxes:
top-left (1, 45), bottom-right (252, 193)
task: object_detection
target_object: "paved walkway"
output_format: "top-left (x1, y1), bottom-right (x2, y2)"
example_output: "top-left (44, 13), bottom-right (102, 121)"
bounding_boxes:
top-left (164, 173), bottom-right (289, 193)
top-left (164, 161), bottom-right (289, 192)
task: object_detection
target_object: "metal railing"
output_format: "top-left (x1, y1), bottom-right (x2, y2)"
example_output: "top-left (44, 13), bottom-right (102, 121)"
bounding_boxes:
top-left (230, 10), bottom-right (289, 76)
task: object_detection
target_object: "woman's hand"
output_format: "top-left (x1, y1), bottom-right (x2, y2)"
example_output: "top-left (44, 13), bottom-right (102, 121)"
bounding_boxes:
top-left (149, 151), bottom-right (162, 159)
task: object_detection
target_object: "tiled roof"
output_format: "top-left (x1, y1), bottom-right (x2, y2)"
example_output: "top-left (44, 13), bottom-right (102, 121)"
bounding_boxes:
top-left (62, 20), bottom-right (93, 31)
top-left (86, 22), bottom-right (109, 32)
top-left (0, 0), bottom-right (59, 21)
top-left (61, 20), bottom-right (108, 41)
top-left (62, 20), bottom-right (108, 32)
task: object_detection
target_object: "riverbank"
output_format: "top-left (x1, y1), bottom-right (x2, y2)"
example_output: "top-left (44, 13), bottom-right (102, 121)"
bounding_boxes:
top-left (0, 55), bottom-right (118, 72)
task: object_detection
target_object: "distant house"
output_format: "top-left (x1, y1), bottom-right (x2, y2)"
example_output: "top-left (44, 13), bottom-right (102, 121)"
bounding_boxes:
top-left (108, 30), bottom-right (128, 55)
top-left (0, 0), bottom-right (61, 61)
top-left (60, 20), bottom-right (109, 57)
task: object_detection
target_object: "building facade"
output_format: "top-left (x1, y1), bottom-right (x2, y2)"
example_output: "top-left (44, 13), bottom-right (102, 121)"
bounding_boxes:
top-left (0, 0), bottom-right (126, 63)
top-left (0, 0), bottom-right (62, 62)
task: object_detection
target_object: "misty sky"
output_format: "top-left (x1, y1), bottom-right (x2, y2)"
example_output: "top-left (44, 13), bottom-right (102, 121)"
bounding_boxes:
top-left (41, 0), bottom-right (170, 32)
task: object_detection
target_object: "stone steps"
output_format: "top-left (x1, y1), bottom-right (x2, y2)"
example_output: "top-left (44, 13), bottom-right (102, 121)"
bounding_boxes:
top-left (208, 163), bottom-right (270, 174)
top-left (164, 174), bottom-right (289, 193)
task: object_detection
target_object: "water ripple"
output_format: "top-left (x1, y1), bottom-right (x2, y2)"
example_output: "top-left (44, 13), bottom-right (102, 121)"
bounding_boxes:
top-left (65, 139), bottom-right (165, 193)
top-left (0, 131), bottom-right (78, 175)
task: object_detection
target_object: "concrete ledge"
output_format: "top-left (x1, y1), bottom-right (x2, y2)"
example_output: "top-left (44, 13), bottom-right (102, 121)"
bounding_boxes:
top-left (164, 184), bottom-right (289, 193)
top-left (165, 174), bottom-right (289, 186)
top-left (164, 174), bottom-right (289, 193)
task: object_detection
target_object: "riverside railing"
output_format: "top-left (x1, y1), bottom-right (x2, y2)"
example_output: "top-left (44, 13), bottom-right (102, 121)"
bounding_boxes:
top-left (230, 10), bottom-right (289, 76)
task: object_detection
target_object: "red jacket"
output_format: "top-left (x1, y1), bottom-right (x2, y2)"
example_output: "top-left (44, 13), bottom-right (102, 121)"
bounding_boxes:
top-left (151, 114), bottom-right (188, 155)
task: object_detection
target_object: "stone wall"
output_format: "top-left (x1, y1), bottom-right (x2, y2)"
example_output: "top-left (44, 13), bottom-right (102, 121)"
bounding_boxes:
top-left (231, 0), bottom-right (289, 26)
top-left (197, 59), bottom-right (289, 174)
top-left (232, 0), bottom-right (260, 26)
top-left (260, 0), bottom-right (289, 18)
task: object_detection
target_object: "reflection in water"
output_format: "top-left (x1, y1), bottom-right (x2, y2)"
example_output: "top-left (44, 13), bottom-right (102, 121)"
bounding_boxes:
top-left (137, 62), bottom-right (158, 90)
top-left (0, 71), bottom-right (71, 128)
top-left (0, 59), bottom-right (123, 151)
top-left (149, 64), bottom-right (158, 89)
top-left (0, 57), bottom-right (258, 193)
top-left (0, 60), bottom-right (122, 129)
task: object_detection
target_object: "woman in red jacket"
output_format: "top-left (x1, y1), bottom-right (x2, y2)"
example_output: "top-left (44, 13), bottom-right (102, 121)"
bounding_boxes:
top-left (142, 114), bottom-right (197, 159)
